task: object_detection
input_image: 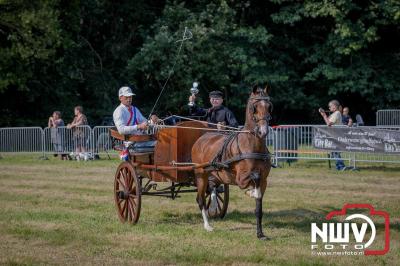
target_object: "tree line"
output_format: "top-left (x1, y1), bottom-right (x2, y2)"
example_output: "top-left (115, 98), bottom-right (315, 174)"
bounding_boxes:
top-left (1, 0), bottom-right (399, 127)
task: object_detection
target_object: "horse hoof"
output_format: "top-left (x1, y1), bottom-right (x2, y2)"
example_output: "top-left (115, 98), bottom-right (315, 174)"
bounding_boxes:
top-left (204, 225), bottom-right (214, 232)
top-left (208, 209), bottom-right (217, 218)
top-left (245, 189), bottom-right (254, 198)
top-left (258, 235), bottom-right (270, 241)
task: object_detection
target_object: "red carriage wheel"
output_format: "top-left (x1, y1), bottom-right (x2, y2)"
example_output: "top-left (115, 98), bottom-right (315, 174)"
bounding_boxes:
top-left (114, 161), bottom-right (141, 224)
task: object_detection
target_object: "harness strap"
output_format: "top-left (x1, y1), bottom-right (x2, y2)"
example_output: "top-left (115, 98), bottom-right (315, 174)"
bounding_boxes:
top-left (223, 153), bottom-right (271, 165)
top-left (211, 132), bottom-right (238, 166)
top-left (207, 152), bottom-right (271, 171)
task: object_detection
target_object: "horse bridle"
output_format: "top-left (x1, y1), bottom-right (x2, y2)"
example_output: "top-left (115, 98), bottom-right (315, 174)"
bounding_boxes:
top-left (249, 96), bottom-right (273, 123)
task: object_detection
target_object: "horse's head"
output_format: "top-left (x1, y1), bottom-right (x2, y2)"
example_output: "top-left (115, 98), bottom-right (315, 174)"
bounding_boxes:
top-left (246, 84), bottom-right (273, 139)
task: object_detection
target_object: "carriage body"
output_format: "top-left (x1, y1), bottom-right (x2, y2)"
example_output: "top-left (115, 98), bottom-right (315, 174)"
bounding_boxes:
top-left (110, 120), bottom-right (229, 224)
top-left (111, 120), bottom-right (207, 182)
top-left (150, 120), bottom-right (207, 182)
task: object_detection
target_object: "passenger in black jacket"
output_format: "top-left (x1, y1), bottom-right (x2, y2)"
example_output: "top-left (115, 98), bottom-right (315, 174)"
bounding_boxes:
top-left (189, 90), bottom-right (239, 129)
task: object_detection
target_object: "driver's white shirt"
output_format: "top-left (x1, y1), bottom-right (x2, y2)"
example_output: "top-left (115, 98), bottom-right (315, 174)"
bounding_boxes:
top-left (113, 104), bottom-right (146, 135)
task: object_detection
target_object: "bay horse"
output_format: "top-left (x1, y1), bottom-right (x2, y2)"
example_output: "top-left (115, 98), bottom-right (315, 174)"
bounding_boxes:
top-left (191, 85), bottom-right (272, 239)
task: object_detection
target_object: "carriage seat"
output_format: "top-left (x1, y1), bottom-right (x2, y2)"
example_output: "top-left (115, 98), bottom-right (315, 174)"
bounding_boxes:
top-left (127, 140), bottom-right (156, 153)
top-left (109, 128), bottom-right (156, 153)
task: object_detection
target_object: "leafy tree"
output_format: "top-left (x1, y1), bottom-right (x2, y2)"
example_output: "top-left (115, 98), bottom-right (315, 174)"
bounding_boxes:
top-left (0, 0), bottom-right (399, 126)
top-left (127, 1), bottom-right (276, 123)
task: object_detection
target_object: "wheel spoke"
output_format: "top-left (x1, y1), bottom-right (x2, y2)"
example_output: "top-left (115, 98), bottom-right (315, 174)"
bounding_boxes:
top-left (132, 177), bottom-right (137, 191)
top-left (123, 169), bottom-right (130, 190)
top-left (126, 173), bottom-right (132, 190)
top-left (117, 198), bottom-right (123, 205)
top-left (128, 197), bottom-right (137, 209)
top-left (117, 178), bottom-right (126, 191)
top-left (130, 175), bottom-right (136, 191)
top-left (121, 200), bottom-right (128, 219)
top-left (128, 200), bottom-right (135, 221)
top-left (125, 175), bottom-right (131, 191)
top-left (126, 199), bottom-right (131, 222)
top-left (216, 200), bottom-right (222, 212)
top-left (124, 200), bottom-right (129, 220)
top-left (217, 194), bottom-right (224, 203)
top-left (120, 168), bottom-right (127, 182)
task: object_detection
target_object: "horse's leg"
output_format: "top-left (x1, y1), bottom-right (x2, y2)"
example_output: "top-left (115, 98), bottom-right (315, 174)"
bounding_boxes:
top-left (249, 171), bottom-right (262, 199)
top-left (256, 172), bottom-right (269, 240)
top-left (249, 171), bottom-right (268, 240)
top-left (196, 172), bottom-right (213, 232)
top-left (208, 174), bottom-right (218, 215)
top-left (255, 197), bottom-right (266, 239)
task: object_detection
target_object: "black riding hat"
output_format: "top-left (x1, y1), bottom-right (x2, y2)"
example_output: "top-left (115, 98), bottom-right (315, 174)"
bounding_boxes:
top-left (209, 90), bottom-right (223, 98)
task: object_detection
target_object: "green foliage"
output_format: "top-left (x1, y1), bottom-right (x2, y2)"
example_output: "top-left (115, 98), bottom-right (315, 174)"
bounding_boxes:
top-left (0, 0), bottom-right (62, 91)
top-left (0, 0), bottom-right (399, 126)
top-left (127, 1), bottom-right (275, 118)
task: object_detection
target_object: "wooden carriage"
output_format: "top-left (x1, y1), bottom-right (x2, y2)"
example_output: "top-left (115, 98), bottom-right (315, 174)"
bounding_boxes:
top-left (110, 121), bottom-right (229, 224)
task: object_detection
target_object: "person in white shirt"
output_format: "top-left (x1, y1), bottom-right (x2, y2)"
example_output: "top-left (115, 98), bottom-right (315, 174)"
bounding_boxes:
top-left (319, 99), bottom-right (347, 170)
top-left (113, 86), bottom-right (148, 135)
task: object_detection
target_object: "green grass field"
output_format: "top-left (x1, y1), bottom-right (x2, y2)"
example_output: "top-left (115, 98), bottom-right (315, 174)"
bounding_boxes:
top-left (0, 155), bottom-right (399, 265)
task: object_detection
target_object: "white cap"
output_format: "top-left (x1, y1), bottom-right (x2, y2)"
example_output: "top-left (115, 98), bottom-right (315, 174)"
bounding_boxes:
top-left (118, 86), bottom-right (135, 97)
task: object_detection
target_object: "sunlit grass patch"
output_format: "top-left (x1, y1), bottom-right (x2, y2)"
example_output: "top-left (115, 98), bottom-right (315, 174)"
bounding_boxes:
top-left (0, 155), bottom-right (399, 265)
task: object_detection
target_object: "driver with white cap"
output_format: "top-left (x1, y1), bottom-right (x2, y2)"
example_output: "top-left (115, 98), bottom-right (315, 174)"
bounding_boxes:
top-left (113, 86), bottom-right (148, 135)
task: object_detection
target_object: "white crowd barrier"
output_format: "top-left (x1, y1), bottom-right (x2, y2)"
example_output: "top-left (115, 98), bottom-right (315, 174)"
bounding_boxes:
top-left (0, 127), bottom-right (44, 154)
top-left (376, 109), bottom-right (400, 126)
top-left (92, 126), bottom-right (118, 157)
top-left (1, 125), bottom-right (400, 167)
top-left (271, 125), bottom-right (400, 167)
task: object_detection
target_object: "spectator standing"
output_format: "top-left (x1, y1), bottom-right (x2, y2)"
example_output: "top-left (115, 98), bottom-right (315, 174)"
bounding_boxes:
top-left (319, 100), bottom-right (347, 170)
top-left (48, 111), bottom-right (65, 159)
top-left (342, 107), bottom-right (353, 126)
top-left (67, 106), bottom-right (88, 159)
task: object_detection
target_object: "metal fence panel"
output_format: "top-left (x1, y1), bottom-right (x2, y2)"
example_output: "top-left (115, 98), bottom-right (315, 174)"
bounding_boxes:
top-left (376, 110), bottom-right (400, 126)
top-left (0, 127), bottom-right (44, 153)
top-left (2, 125), bottom-right (400, 166)
top-left (92, 126), bottom-right (120, 157)
top-left (271, 125), bottom-right (400, 166)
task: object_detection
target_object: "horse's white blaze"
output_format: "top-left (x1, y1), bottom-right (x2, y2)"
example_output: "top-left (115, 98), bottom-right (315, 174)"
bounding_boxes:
top-left (259, 124), bottom-right (268, 136)
top-left (201, 208), bottom-right (213, 231)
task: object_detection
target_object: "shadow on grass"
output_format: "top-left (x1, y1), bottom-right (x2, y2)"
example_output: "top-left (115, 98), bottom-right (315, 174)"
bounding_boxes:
top-left (226, 208), bottom-right (326, 233)
top-left (145, 205), bottom-right (400, 235)
top-left (157, 208), bottom-right (327, 232)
